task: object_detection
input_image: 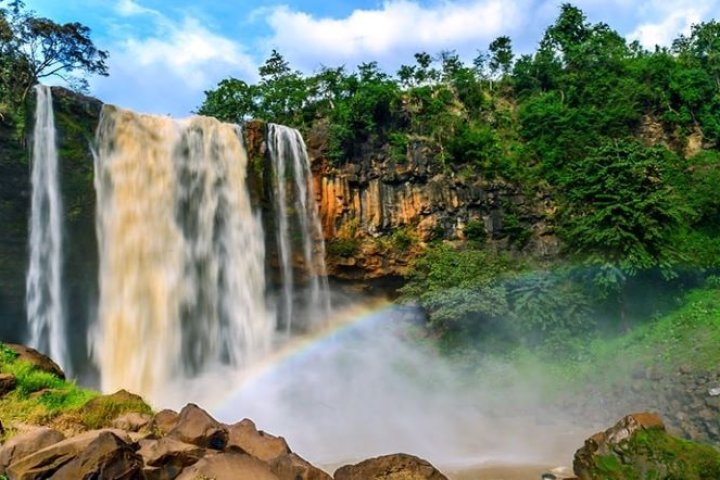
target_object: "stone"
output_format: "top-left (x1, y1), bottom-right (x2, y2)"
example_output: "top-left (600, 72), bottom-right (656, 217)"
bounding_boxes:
top-left (80, 390), bottom-right (152, 430)
top-left (168, 403), bottom-right (227, 450)
top-left (6, 429), bottom-right (131, 480)
top-left (270, 453), bottom-right (332, 480)
top-left (175, 453), bottom-right (279, 480)
top-left (51, 431), bottom-right (143, 480)
top-left (0, 373), bottom-right (16, 397)
top-left (112, 412), bottom-right (153, 432)
top-left (152, 409), bottom-right (180, 435)
top-left (226, 418), bottom-right (290, 462)
top-left (138, 437), bottom-right (205, 479)
top-left (573, 412), bottom-right (720, 479)
top-left (5, 343), bottom-right (65, 379)
top-left (334, 454), bottom-right (449, 480)
top-left (0, 427), bottom-right (65, 474)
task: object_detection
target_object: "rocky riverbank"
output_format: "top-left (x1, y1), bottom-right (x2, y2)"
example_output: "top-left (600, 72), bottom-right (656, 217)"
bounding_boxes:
top-left (3, 342), bottom-right (720, 480)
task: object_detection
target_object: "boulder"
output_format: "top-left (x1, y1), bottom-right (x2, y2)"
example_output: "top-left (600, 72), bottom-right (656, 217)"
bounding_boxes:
top-left (0, 373), bottom-right (16, 397)
top-left (227, 418), bottom-right (290, 462)
top-left (80, 390), bottom-right (152, 429)
top-left (334, 454), bottom-right (449, 480)
top-left (51, 431), bottom-right (143, 480)
top-left (168, 403), bottom-right (227, 450)
top-left (6, 428), bottom-right (131, 479)
top-left (0, 427), bottom-right (65, 474)
top-left (138, 437), bottom-right (205, 480)
top-left (574, 412), bottom-right (720, 479)
top-left (5, 343), bottom-right (65, 379)
top-left (175, 453), bottom-right (279, 480)
top-left (270, 452), bottom-right (332, 480)
top-left (112, 412), bottom-right (153, 432)
top-left (152, 409), bottom-right (179, 435)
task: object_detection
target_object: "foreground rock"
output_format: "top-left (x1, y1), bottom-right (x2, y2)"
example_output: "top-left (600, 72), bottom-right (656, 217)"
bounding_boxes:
top-left (271, 453), bottom-right (332, 480)
top-left (168, 403), bottom-right (228, 450)
top-left (5, 343), bottom-right (65, 379)
top-left (334, 453), bottom-right (449, 480)
top-left (227, 418), bottom-right (291, 461)
top-left (175, 453), bottom-right (279, 480)
top-left (138, 437), bottom-right (205, 480)
top-left (6, 429), bottom-right (131, 479)
top-left (0, 373), bottom-right (16, 397)
top-left (51, 431), bottom-right (142, 480)
top-left (574, 412), bottom-right (720, 479)
top-left (0, 427), bottom-right (65, 474)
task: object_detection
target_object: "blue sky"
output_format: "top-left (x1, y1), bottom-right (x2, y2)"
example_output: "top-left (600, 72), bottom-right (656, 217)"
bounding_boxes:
top-left (26, 0), bottom-right (720, 116)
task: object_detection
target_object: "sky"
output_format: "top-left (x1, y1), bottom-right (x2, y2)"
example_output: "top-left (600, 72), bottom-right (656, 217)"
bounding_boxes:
top-left (26, 0), bottom-right (720, 116)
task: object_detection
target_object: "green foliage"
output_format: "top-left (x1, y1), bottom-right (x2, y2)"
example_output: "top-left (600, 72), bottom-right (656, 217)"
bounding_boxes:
top-left (463, 219), bottom-right (487, 243)
top-left (507, 270), bottom-right (594, 341)
top-left (559, 139), bottom-right (688, 288)
top-left (389, 227), bottom-right (418, 251)
top-left (401, 243), bottom-right (519, 333)
top-left (327, 237), bottom-right (360, 257)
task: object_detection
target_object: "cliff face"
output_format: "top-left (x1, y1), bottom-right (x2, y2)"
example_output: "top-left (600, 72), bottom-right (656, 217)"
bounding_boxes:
top-left (304, 122), bottom-right (559, 281)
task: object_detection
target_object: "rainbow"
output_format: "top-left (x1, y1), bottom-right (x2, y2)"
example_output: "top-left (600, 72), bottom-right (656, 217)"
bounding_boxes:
top-left (212, 298), bottom-right (403, 413)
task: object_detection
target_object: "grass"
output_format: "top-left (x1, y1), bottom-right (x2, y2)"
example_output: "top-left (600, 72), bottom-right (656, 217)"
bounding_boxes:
top-left (0, 344), bottom-right (151, 440)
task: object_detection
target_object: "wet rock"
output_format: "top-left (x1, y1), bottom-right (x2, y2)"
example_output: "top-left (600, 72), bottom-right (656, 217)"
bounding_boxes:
top-left (51, 431), bottom-right (142, 480)
top-left (270, 452), bottom-right (332, 480)
top-left (334, 453), bottom-right (449, 480)
top-left (0, 373), bottom-right (16, 397)
top-left (0, 427), bottom-right (65, 474)
top-left (138, 437), bottom-right (205, 480)
top-left (152, 409), bottom-right (180, 435)
top-left (168, 404), bottom-right (227, 450)
top-left (5, 343), bottom-right (65, 379)
top-left (176, 453), bottom-right (279, 480)
top-left (226, 418), bottom-right (290, 462)
top-left (6, 428), bottom-right (131, 479)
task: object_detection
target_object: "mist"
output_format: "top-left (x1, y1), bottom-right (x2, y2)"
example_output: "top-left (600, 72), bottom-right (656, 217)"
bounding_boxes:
top-left (199, 300), bottom-right (592, 471)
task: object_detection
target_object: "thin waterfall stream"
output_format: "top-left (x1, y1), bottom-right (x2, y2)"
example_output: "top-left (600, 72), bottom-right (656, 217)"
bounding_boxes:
top-left (26, 85), bottom-right (68, 373)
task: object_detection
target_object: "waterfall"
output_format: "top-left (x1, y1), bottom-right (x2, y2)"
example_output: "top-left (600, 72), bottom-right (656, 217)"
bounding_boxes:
top-left (267, 124), bottom-right (331, 332)
top-left (93, 106), bottom-right (270, 400)
top-left (26, 85), bottom-right (68, 372)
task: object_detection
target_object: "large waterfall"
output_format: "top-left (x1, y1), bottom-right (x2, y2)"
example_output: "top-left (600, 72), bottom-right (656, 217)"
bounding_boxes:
top-left (267, 124), bottom-right (331, 333)
top-left (93, 106), bottom-right (270, 399)
top-left (26, 85), bottom-right (68, 372)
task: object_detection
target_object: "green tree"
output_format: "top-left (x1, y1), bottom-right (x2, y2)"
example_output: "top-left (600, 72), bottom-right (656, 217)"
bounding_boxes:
top-left (559, 139), bottom-right (688, 324)
top-left (488, 36), bottom-right (514, 77)
top-left (0, 0), bottom-right (108, 99)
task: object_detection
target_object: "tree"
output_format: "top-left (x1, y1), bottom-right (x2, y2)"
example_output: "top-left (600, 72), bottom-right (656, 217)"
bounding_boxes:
top-left (197, 78), bottom-right (258, 123)
top-left (488, 36), bottom-right (514, 77)
top-left (1, 1), bottom-right (108, 98)
top-left (559, 139), bottom-right (688, 325)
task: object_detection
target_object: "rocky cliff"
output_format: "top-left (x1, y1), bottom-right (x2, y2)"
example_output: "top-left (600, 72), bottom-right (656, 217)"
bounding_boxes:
top-left (304, 121), bottom-right (559, 281)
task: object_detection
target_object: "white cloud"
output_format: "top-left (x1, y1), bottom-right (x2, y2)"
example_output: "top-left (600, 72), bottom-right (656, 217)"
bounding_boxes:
top-left (93, 2), bottom-right (257, 116)
top-left (115, 0), bottom-right (159, 17)
top-left (264, 0), bottom-right (528, 70)
top-left (626, 0), bottom-right (718, 49)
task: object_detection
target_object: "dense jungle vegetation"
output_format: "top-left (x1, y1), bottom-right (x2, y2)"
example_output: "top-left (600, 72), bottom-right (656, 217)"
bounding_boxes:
top-left (200, 4), bottom-right (720, 355)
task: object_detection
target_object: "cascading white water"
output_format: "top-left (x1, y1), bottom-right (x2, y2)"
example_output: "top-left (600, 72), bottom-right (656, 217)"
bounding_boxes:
top-left (26, 85), bottom-right (69, 372)
top-left (93, 106), bottom-right (271, 401)
top-left (267, 124), bottom-right (331, 332)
